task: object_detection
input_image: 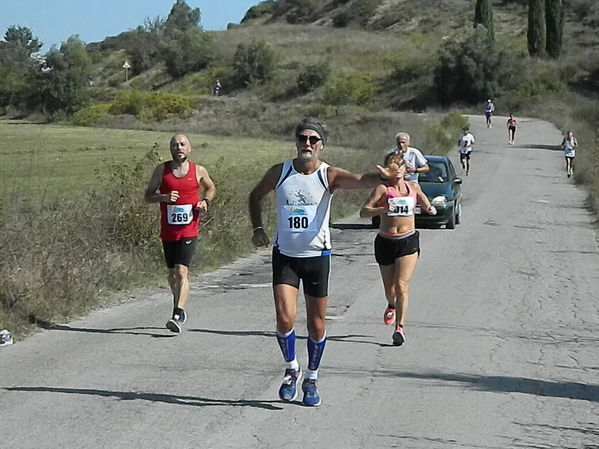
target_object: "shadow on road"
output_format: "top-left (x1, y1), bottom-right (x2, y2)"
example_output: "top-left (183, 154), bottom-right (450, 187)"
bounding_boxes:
top-left (35, 324), bottom-right (378, 347)
top-left (5, 386), bottom-right (283, 410)
top-left (33, 322), bottom-right (173, 338)
top-left (380, 370), bottom-right (599, 402)
top-left (518, 143), bottom-right (563, 151)
top-left (189, 328), bottom-right (378, 346)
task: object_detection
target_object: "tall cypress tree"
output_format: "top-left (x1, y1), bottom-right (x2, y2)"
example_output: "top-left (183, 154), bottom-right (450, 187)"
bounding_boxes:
top-left (528, 0), bottom-right (546, 56)
top-left (545, 0), bottom-right (565, 58)
top-left (474, 0), bottom-right (495, 41)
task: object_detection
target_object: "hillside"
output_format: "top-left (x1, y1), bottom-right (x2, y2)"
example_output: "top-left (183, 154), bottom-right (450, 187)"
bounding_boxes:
top-left (84, 0), bottom-right (599, 104)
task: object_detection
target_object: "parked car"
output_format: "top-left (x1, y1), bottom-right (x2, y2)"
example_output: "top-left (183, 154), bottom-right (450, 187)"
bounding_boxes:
top-left (415, 155), bottom-right (462, 229)
top-left (371, 155), bottom-right (462, 229)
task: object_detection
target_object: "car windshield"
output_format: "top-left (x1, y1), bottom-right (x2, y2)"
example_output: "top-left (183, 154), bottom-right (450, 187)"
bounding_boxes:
top-left (420, 161), bottom-right (448, 183)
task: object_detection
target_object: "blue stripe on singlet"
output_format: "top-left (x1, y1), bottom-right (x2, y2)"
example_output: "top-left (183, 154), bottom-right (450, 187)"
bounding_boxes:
top-left (276, 164), bottom-right (294, 189)
top-left (317, 169), bottom-right (328, 190)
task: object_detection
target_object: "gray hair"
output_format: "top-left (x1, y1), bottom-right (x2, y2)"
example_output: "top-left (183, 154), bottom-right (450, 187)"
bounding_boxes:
top-left (295, 117), bottom-right (328, 143)
top-left (395, 132), bottom-right (410, 143)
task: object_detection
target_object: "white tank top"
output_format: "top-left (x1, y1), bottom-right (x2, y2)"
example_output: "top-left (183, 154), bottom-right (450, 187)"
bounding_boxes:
top-left (563, 138), bottom-right (576, 157)
top-left (274, 160), bottom-right (332, 257)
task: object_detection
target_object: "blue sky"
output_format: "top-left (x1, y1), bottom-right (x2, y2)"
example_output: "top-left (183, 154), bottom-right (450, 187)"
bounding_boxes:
top-left (0, 0), bottom-right (260, 52)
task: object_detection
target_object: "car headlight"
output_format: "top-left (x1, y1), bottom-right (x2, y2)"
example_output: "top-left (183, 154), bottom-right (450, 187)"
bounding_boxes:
top-left (431, 195), bottom-right (447, 207)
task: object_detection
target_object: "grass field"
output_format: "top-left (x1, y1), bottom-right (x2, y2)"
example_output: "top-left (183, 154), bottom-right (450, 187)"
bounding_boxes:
top-left (0, 121), bottom-right (301, 198)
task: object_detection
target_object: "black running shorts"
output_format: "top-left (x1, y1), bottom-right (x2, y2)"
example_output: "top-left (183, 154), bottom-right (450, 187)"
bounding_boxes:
top-left (374, 231), bottom-right (420, 266)
top-left (272, 248), bottom-right (331, 298)
top-left (162, 237), bottom-right (197, 268)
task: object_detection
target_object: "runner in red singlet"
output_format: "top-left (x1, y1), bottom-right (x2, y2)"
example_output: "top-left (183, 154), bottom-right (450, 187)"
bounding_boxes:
top-left (506, 113), bottom-right (517, 145)
top-left (145, 134), bottom-right (216, 333)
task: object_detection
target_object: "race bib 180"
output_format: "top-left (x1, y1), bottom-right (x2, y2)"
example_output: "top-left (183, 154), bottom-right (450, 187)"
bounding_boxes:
top-left (281, 205), bottom-right (317, 232)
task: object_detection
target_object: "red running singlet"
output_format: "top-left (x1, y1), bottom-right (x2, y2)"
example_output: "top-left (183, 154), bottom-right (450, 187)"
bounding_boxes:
top-left (159, 162), bottom-right (200, 241)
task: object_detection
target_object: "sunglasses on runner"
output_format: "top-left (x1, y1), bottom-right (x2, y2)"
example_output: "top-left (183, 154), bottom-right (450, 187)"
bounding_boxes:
top-left (296, 134), bottom-right (322, 145)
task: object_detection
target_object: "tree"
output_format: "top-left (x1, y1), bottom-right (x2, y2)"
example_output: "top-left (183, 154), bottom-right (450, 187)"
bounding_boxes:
top-left (528, 0), bottom-right (546, 57)
top-left (160, 28), bottom-right (213, 78)
top-left (433, 28), bottom-right (518, 105)
top-left (1, 26), bottom-right (42, 56)
top-left (474, 0), bottom-right (495, 41)
top-left (164, 0), bottom-right (201, 35)
top-left (545, 0), bottom-right (565, 58)
top-left (39, 36), bottom-right (91, 114)
top-left (157, 1), bottom-right (213, 79)
top-left (0, 26), bottom-right (43, 111)
top-left (232, 39), bottom-right (276, 87)
top-left (127, 18), bottom-right (165, 75)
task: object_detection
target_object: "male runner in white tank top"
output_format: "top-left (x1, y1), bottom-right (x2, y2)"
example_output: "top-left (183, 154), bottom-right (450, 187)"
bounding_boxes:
top-left (249, 117), bottom-right (391, 407)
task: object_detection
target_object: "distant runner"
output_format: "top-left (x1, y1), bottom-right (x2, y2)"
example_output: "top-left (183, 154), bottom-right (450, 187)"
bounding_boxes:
top-left (458, 127), bottom-right (475, 175)
top-left (485, 99), bottom-right (495, 128)
top-left (561, 130), bottom-right (578, 178)
top-left (506, 113), bottom-right (517, 145)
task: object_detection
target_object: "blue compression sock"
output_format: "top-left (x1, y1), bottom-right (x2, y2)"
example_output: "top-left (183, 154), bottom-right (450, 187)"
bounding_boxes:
top-left (276, 329), bottom-right (296, 362)
top-left (307, 334), bottom-right (327, 371)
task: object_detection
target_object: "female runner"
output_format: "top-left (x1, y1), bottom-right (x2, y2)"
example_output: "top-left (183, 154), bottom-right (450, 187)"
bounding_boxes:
top-left (360, 153), bottom-right (436, 345)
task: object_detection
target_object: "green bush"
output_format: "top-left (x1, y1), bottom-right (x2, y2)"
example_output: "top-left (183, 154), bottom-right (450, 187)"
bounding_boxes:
top-left (143, 92), bottom-right (193, 120)
top-left (389, 55), bottom-right (432, 84)
top-left (160, 29), bottom-right (213, 79)
top-left (515, 62), bottom-right (566, 99)
top-left (94, 144), bottom-right (162, 249)
top-left (433, 28), bottom-right (518, 105)
top-left (109, 90), bottom-right (145, 116)
top-left (297, 62), bottom-right (330, 93)
top-left (322, 71), bottom-right (380, 106)
top-left (232, 39), bottom-right (276, 87)
top-left (108, 90), bottom-right (193, 121)
top-left (71, 103), bottom-right (112, 126)
top-left (332, 12), bottom-right (351, 28)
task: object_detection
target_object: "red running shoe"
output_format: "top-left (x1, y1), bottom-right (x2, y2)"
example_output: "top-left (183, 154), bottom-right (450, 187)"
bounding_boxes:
top-left (383, 307), bottom-right (396, 325)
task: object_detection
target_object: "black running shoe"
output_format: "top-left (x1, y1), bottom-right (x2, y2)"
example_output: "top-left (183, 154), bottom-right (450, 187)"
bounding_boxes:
top-left (392, 326), bottom-right (406, 346)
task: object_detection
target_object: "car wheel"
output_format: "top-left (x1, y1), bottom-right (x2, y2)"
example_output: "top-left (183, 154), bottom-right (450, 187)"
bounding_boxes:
top-left (446, 206), bottom-right (456, 229)
top-left (371, 215), bottom-right (380, 229)
top-left (455, 202), bottom-right (462, 225)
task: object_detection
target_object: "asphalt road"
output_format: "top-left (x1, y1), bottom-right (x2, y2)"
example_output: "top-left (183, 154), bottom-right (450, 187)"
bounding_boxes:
top-left (2, 115), bottom-right (598, 449)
